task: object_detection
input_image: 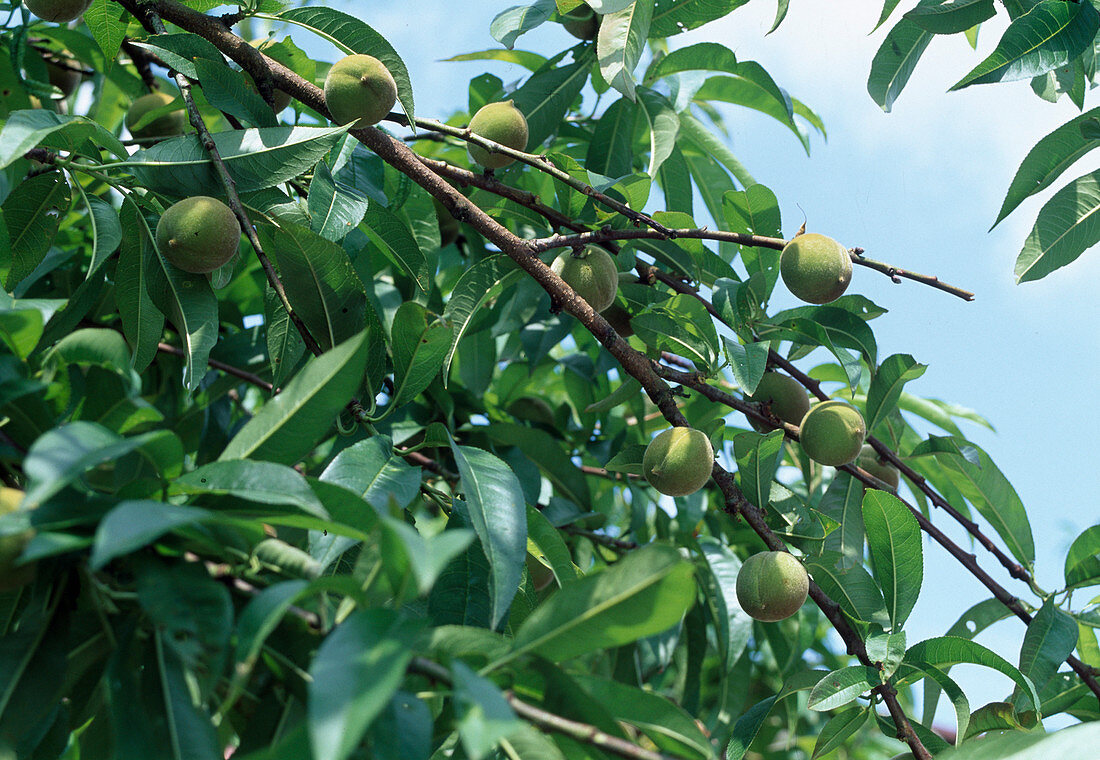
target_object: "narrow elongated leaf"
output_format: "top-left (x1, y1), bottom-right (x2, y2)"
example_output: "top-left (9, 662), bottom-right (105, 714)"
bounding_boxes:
top-left (1015, 169), bottom-right (1100, 283)
top-left (807, 665), bottom-right (880, 711)
top-left (733, 430), bottom-right (784, 509)
top-left (994, 107), bottom-right (1100, 228)
top-left (697, 537), bottom-right (753, 669)
top-left (390, 302), bottom-right (453, 410)
top-left (904, 636), bottom-right (1040, 710)
top-left (2, 171), bottom-right (70, 290)
top-left (646, 41), bottom-right (738, 81)
top-left (952, 1), bottom-right (1099, 90)
top-left (308, 160), bottom-right (370, 242)
top-left (812, 706), bottom-right (869, 758)
top-left (806, 551), bottom-right (890, 626)
top-left (487, 423), bottom-right (591, 509)
top-left (937, 721), bottom-right (1100, 759)
top-left (116, 198), bottom-right (163, 373)
top-left (865, 354), bottom-right (927, 432)
top-left (909, 436), bottom-right (1034, 565)
top-left (510, 57), bottom-right (591, 149)
top-left (308, 610), bottom-right (419, 760)
top-left (441, 254), bottom-right (522, 384)
top-left (91, 501), bottom-right (212, 570)
top-left (862, 490), bottom-right (923, 630)
top-left (905, 0), bottom-right (995, 34)
top-left (820, 473), bottom-right (866, 570)
top-left (1065, 525), bottom-right (1100, 589)
top-left (490, 0), bottom-right (556, 48)
top-left (173, 460), bottom-right (325, 515)
top-left (509, 544), bottom-right (695, 662)
top-left (153, 633), bottom-right (222, 760)
top-left (725, 695), bottom-right (776, 760)
top-left (146, 244), bottom-right (219, 392)
top-left (597, 0), bottom-right (654, 100)
top-left (320, 436), bottom-right (421, 511)
top-left (220, 330), bottom-right (369, 464)
top-left (648, 0), bottom-right (750, 37)
top-left (0, 109), bottom-right (126, 170)
top-left (1018, 598), bottom-right (1078, 697)
top-left (868, 18), bottom-right (934, 112)
top-left (448, 436), bottom-right (527, 629)
top-left (129, 126), bottom-right (350, 197)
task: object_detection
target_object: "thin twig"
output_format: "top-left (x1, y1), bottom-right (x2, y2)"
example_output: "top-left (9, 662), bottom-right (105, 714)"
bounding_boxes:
top-left (157, 342), bottom-right (273, 391)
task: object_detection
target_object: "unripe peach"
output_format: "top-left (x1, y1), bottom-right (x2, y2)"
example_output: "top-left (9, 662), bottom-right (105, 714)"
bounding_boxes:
top-left (780, 232), bottom-right (852, 304)
top-left (24, 0), bottom-right (91, 22)
top-left (561, 5), bottom-right (599, 39)
top-left (856, 444), bottom-right (899, 489)
top-left (799, 400), bottom-right (866, 467)
top-left (747, 372), bottom-right (809, 430)
top-left (156, 196), bottom-right (241, 274)
top-left (467, 100), bottom-right (529, 170)
top-left (126, 91), bottom-right (186, 139)
top-left (324, 54), bottom-right (397, 128)
top-left (735, 551), bottom-right (808, 622)
top-left (642, 427), bottom-right (714, 497)
top-left (551, 246), bottom-right (619, 312)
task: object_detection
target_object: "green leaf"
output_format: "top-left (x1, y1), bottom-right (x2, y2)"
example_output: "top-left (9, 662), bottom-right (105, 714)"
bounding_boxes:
top-left (909, 436), bottom-right (1034, 565)
top-left (308, 160), bottom-right (370, 242)
top-left (725, 696), bottom-right (777, 760)
top-left (571, 674), bottom-right (712, 759)
top-left (812, 705), bottom-right (869, 758)
top-left (649, 0), bottom-right (750, 37)
top-left (84, 0), bottom-right (129, 63)
top-left (275, 7), bottom-right (415, 122)
top-left (697, 537), bottom-right (753, 669)
top-left (490, 0), bottom-right (556, 49)
top-left (646, 41), bottom-right (738, 81)
top-left (452, 662), bottom-right (523, 759)
top-left (1014, 169), bottom-right (1100, 283)
top-left (862, 490), bottom-right (923, 630)
top-left (905, 0), bottom-right (996, 35)
top-left (2, 171), bottom-right (70, 290)
top-left (1066, 525), bottom-right (1100, 589)
top-left (91, 501), bottom-right (212, 570)
top-left (152, 632), bottom-right (222, 760)
top-left (867, 18), bottom-right (934, 112)
top-left (308, 610), bottom-right (418, 760)
top-left (994, 108), bottom-right (1100, 228)
top-left (597, 0), bottom-right (654, 100)
top-left (441, 254), bottom-right (522, 385)
top-left (220, 330), bottom-right (369, 464)
top-left (0, 307), bottom-right (43, 360)
top-left (865, 354), bottom-right (927, 432)
top-left (696, 64), bottom-right (809, 153)
top-left (138, 560), bottom-right (232, 675)
top-left (723, 337), bottom-right (769, 395)
top-left (511, 57), bottom-right (591, 149)
top-left (390, 302), bottom-right (454, 410)
top-left (904, 636), bottom-right (1041, 711)
top-left (808, 665), bottom-right (880, 711)
top-left (488, 423), bottom-right (592, 510)
top-left (508, 543), bottom-right (695, 662)
top-left (875, 0), bottom-right (904, 30)
top-left (23, 422), bottom-right (163, 508)
top-left (444, 49), bottom-right (548, 71)
top-left (172, 460), bottom-right (325, 516)
top-left (820, 473), bottom-right (866, 570)
top-left (448, 435), bottom-right (528, 629)
top-left (0, 109), bottom-right (126, 170)
top-left (951, 1), bottom-right (1099, 90)
top-left (632, 293), bottom-right (721, 374)
top-left (320, 436), bottom-right (422, 511)
top-left (256, 217), bottom-right (372, 353)
top-left (938, 721), bottom-right (1100, 759)
top-left (129, 126), bottom-right (350, 197)
top-left (116, 198), bottom-right (164, 373)
top-left (733, 430), bottom-right (784, 509)
top-left (146, 244), bottom-right (219, 392)
top-left (1018, 597), bottom-right (1078, 698)
top-left (805, 551), bottom-right (890, 626)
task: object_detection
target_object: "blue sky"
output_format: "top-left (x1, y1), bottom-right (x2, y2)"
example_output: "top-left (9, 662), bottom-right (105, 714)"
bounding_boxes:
top-left (333, 0), bottom-right (1098, 726)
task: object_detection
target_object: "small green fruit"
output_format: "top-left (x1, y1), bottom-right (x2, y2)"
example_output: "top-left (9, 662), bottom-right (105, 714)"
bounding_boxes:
top-left (24, 0), bottom-right (90, 22)
top-left (735, 551), bottom-right (809, 622)
top-left (44, 53), bottom-right (81, 96)
top-left (433, 197), bottom-right (461, 247)
top-left (467, 100), bottom-right (529, 169)
top-left (780, 232), bottom-right (852, 304)
top-left (0, 488), bottom-right (34, 594)
top-left (324, 53), bottom-right (397, 128)
top-left (561, 5), bottom-right (599, 39)
top-left (247, 38), bottom-right (292, 113)
top-left (856, 444), bottom-right (899, 489)
top-left (748, 372), bottom-right (809, 431)
top-left (156, 196), bottom-right (241, 274)
top-left (642, 427), bottom-right (714, 497)
top-left (126, 91), bottom-right (186, 139)
top-left (551, 246), bottom-right (619, 311)
top-left (799, 400), bottom-right (866, 467)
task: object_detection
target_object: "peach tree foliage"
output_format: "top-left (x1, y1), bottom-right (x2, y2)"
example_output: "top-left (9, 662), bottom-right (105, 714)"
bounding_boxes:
top-left (0, 0), bottom-right (1098, 759)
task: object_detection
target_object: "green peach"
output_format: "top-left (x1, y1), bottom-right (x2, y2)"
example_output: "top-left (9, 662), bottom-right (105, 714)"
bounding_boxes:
top-left (799, 400), bottom-right (866, 467)
top-left (24, 0), bottom-right (90, 22)
top-left (433, 197), bottom-right (461, 247)
top-left (780, 232), bottom-right (852, 304)
top-left (156, 196), bottom-right (241, 274)
top-left (748, 372), bottom-right (810, 431)
top-left (561, 5), bottom-right (599, 39)
top-left (551, 246), bottom-right (619, 312)
top-left (856, 444), bottom-right (900, 489)
top-left (642, 427), bottom-right (714, 497)
top-left (323, 53), bottom-right (397, 128)
top-left (735, 551), bottom-right (808, 622)
top-left (126, 91), bottom-right (186, 139)
top-left (467, 100), bottom-right (529, 170)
